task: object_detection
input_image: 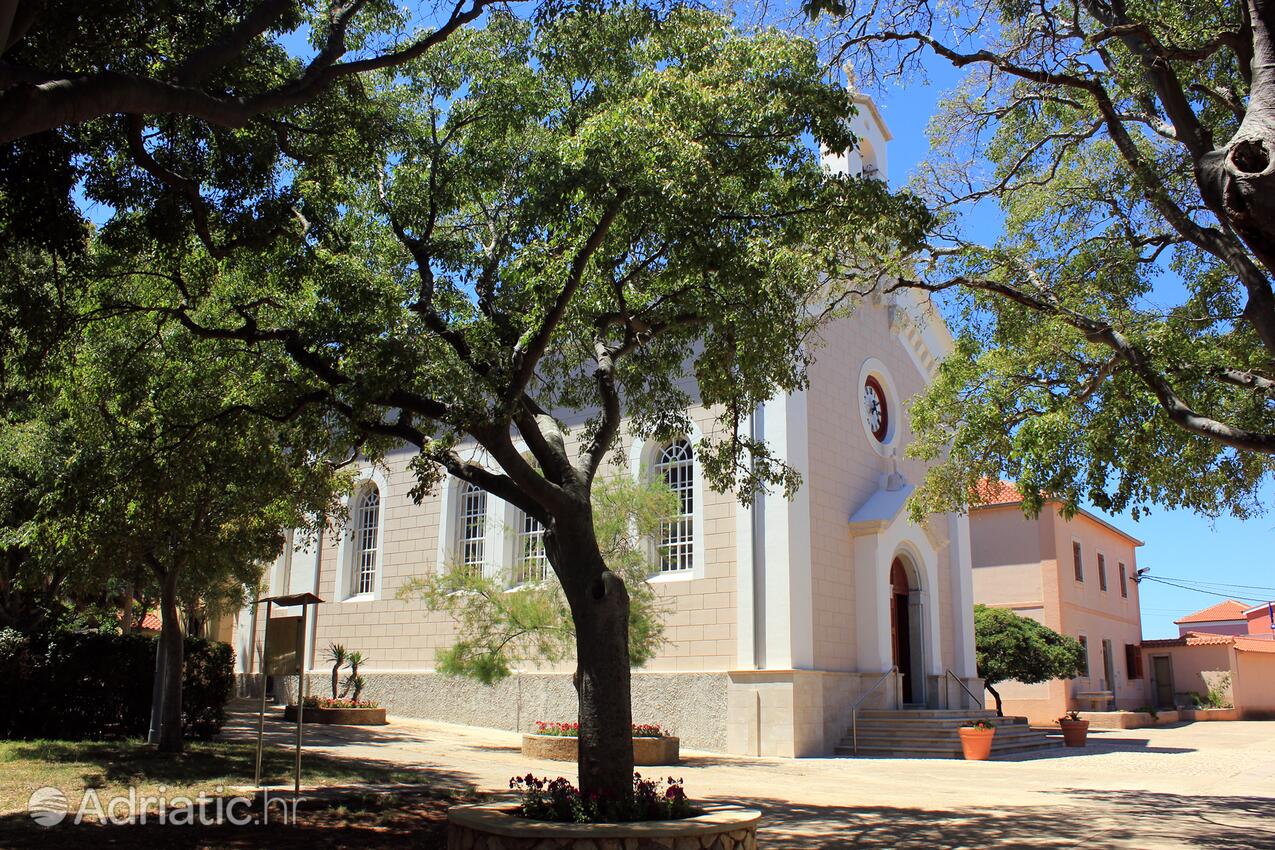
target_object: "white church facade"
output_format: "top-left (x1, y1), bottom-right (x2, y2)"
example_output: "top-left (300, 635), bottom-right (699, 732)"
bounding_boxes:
top-left (232, 91), bottom-right (983, 758)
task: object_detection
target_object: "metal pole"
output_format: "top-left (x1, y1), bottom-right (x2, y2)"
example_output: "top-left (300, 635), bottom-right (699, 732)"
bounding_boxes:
top-left (253, 600), bottom-right (273, 787)
top-left (294, 604), bottom-right (307, 798)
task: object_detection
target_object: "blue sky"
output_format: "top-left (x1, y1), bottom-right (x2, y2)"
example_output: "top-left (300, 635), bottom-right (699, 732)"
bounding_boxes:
top-left (865, 57), bottom-right (1275, 638)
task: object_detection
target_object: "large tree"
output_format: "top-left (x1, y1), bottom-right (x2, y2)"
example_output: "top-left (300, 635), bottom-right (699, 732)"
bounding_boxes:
top-left (115, 7), bottom-right (931, 794)
top-left (974, 604), bottom-right (1086, 716)
top-left (18, 255), bottom-right (348, 752)
top-left (808, 0), bottom-right (1275, 518)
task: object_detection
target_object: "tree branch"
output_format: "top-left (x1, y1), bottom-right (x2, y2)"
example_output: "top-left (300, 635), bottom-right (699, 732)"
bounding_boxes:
top-left (0, 0), bottom-right (512, 143)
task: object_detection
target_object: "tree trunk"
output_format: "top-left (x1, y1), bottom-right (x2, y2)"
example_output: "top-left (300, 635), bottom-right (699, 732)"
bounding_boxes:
top-left (985, 682), bottom-right (1004, 717)
top-left (551, 521), bottom-right (634, 800)
top-left (1198, 0), bottom-right (1275, 280)
top-left (155, 569), bottom-right (185, 753)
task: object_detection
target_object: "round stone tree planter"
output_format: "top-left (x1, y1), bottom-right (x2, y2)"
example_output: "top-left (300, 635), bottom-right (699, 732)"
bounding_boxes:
top-left (447, 803), bottom-right (759, 850)
top-left (282, 705), bottom-right (388, 725)
top-left (521, 734), bottom-right (680, 765)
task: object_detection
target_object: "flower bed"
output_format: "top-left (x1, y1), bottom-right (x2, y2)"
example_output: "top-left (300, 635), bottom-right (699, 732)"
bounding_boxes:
top-left (305, 696), bottom-right (380, 710)
top-left (523, 720), bottom-right (679, 765)
top-left (283, 699), bottom-right (387, 726)
top-left (511, 774), bottom-right (694, 823)
top-left (448, 804), bottom-right (759, 850)
top-left (533, 721), bottom-right (668, 738)
top-left (448, 776), bottom-right (758, 849)
top-left (522, 733), bottom-right (678, 765)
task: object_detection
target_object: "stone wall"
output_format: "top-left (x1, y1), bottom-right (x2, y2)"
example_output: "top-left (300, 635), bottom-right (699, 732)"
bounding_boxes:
top-left (257, 669), bottom-right (731, 752)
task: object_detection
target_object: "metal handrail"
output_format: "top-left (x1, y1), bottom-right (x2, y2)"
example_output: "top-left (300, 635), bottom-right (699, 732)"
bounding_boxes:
top-left (850, 665), bottom-right (898, 755)
top-left (944, 669), bottom-right (982, 711)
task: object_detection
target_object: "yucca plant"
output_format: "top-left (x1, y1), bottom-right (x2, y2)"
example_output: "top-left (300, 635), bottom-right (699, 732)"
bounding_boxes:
top-left (323, 643), bottom-right (348, 700)
top-left (340, 650), bottom-right (367, 699)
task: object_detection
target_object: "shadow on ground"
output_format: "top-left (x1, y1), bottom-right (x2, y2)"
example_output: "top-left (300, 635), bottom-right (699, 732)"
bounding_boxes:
top-left (0, 786), bottom-right (456, 849)
top-left (699, 788), bottom-right (1275, 849)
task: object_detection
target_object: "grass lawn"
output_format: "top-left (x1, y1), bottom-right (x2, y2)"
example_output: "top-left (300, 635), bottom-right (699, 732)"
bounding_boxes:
top-left (0, 738), bottom-right (476, 848)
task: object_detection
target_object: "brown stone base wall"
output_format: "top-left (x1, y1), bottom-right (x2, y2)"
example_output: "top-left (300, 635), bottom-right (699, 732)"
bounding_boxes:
top-left (446, 804), bottom-right (759, 850)
top-left (521, 734), bottom-right (680, 765)
top-left (448, 824), bottom-right (757, 850)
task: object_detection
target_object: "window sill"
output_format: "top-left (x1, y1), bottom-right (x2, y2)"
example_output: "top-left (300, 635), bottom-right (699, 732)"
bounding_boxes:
top-left (342, 593), bottom-right (377, 604)
top-left (647, 570), bottom-right (697, 584)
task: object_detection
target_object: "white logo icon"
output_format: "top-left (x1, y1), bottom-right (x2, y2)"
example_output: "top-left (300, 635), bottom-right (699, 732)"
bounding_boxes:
top-left (28, 786), bottom-right (68, 827)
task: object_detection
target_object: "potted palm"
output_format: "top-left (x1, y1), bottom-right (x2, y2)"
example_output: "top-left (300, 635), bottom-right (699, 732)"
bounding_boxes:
top-left (958, 719), bottom-right (996, 760)
top-left (1057, 710), bottom-right (1090, 747)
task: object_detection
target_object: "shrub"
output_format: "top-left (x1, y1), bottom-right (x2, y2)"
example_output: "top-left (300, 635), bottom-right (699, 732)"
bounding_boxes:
top-left (509, 773), bottom-right (697, 823)
top-left (0, 629), bottom-right (234, 741)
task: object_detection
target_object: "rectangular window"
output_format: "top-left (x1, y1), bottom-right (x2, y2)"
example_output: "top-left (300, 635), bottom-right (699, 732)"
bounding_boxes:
top-left (1073, 541), bottom-right (1084, 582)
top-left (1118, 562), bottom-right (1128, 598)
top-left (1125, 644), bottom-right (1144, 679)
top-left (516, 512), bottom-right (549, 585)
top-left (1078, 636), bottom-right (1090, 677)
top-left (1102, 639), bottom-right (1116, 690)
top-left (1098, 554), bottom-right (1108, 592)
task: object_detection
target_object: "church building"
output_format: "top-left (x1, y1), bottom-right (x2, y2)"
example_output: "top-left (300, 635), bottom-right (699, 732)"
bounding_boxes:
top-left (233, 90), bottom-right (986, 758)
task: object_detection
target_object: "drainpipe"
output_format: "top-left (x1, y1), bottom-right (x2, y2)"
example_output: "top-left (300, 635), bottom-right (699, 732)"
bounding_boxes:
top-left (306, 520), bottom-right (324, 672)
top-left (749, 406), bottom-right (766, 669)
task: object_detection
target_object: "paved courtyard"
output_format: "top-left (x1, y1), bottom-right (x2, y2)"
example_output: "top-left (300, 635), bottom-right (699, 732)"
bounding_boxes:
top-left (224, 706), bottom-right (1275, 849)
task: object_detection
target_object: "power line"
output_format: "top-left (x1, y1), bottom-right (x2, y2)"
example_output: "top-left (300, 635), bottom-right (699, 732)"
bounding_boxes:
top-left (1138, 575), bottom-right (1270, 604)
top-left (1139, 574), bottom-right (1275, 593)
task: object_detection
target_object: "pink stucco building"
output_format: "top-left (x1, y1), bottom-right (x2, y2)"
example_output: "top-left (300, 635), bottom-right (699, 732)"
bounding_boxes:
top-left (969, 482), bottom-right (1146, 724)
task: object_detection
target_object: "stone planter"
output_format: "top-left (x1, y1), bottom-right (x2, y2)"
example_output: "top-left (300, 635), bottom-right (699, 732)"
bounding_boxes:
top-left (957, 726), bottom-right (996, 760)
top-left (447, 803), bottom-right (759, 850)
top-left (1058, 718), bottom-right (1089, 747)
top-left (283, 705), bottom-right (387, 725)
top-left (521, 734), bottom-right (680, 765)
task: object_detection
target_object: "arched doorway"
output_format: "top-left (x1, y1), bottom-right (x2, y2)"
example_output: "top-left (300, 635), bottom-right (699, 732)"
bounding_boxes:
top-left (889, 557), bottom-right (924, 705)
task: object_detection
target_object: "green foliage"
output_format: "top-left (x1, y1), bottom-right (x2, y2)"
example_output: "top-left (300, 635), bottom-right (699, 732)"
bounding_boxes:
top-left (0, 628), bottom-right (234, 740)
top-left (400, 475), bottom-right (677, 683)
top-left (974, 604), bottom-right (1086, 689)
top-left (510, 773), bottom-right (696, 823)
top-left (811, 0), bottom-right (1275, 521)
top-left (146, 4), bottom-right (930, 510)
top-left (0, 244), bottom-right (353, 629)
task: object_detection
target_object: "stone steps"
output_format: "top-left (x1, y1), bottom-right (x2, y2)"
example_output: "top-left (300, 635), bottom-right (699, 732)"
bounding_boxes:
top-left (837, 710), bottom-right (1059, 759)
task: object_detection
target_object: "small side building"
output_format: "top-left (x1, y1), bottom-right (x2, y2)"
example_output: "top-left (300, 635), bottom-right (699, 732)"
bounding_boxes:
top-left (969, 482), bottom-right (1146, 723)
top-left (1141, 631), bottom-right (1275, 719)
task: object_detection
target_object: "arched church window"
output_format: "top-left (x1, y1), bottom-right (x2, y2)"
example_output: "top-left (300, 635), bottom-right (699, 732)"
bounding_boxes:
top-left (655, 439), bottom-right (694, 572)
top-left (353, 486), bottom-right (380, 596)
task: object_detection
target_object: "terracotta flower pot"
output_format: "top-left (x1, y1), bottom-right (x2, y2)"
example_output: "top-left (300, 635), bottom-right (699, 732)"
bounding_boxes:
top-left (958, 726), bottom-right (996, 760)
top-left (1059, 718), bottom-right (1089, 747)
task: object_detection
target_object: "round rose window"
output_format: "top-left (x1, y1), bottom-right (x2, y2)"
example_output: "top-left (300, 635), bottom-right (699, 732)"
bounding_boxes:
top-left (862, 375), bottom-right (889, 442)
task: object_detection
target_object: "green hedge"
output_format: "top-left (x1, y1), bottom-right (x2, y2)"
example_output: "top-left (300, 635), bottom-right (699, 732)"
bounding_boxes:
top-left (0, 628), bottom-right (234, 741)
